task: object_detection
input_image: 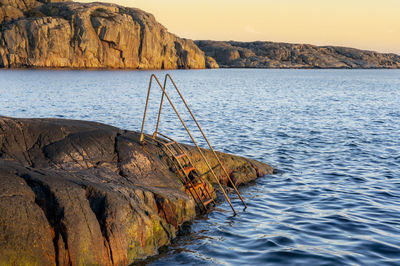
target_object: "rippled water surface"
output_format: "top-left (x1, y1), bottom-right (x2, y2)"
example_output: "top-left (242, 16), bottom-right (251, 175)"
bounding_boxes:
top-left (1, 69), bottom-right (400, 265)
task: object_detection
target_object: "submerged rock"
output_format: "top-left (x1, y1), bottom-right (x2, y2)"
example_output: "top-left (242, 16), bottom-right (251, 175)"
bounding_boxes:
top-left (0, 0), bottom-right (205, 69)
top-left (0, 116), bottom-right (273, 265)
top-left (196, 40), bottom-right (400, 69)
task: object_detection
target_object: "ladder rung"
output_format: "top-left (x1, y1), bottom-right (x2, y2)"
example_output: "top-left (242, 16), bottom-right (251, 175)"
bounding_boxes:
top-left (164, 141), bottom-right (176, 146)
top-left (182, 166), bottom-right (195, 175)
top-left (187, 183), bottom-right (203, 190)
top-left (203, 198), bottom-right (213, 206)
top-left (175, 153), bottom-right (186, 159)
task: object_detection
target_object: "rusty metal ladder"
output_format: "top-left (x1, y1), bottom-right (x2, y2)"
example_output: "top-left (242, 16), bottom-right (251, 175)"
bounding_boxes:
top-left (139, 74), bottom-right (247, 215)
top-left (155, 132), bottom-right (215, 212)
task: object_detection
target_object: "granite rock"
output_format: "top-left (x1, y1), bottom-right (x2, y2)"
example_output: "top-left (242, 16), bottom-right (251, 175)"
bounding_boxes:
top-left (0, 0), bottom-right (205, 69)
top-left (205, 55), bottom-right (219, 68)
top-left (0, 116), bottom-right (273, 264)
top-left (196, 40), bottom-right (400, 69)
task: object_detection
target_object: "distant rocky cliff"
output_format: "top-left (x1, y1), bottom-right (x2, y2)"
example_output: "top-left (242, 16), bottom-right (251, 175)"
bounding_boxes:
top-left (1, 0), bottom-right (399, 69)
top-left (0, 0), bottom-right (205, 69)
top-left (196, 40), bottom-right (400, 69)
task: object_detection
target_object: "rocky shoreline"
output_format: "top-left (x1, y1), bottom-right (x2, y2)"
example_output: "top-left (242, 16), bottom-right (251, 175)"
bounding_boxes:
top-left (195, 40), bottom-right (400, 69)
top-left (0, 116), bottom-right (273, 265)
top-left (1, 0), bottom-right (399, 69)
top-left (0, 0), bottom-right (205, 69)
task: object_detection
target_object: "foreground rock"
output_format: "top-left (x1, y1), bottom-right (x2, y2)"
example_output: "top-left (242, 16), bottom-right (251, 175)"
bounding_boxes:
top-left (196, 40), bottom-right (400, 69)
top-left (0, 116), bottom-right (273, 265)
top-left (0, 0), bottom-right (205, 69)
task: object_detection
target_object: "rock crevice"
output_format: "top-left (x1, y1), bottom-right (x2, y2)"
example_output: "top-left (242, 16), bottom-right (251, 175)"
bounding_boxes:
top-left (19, 171), bottom-right (71, 265)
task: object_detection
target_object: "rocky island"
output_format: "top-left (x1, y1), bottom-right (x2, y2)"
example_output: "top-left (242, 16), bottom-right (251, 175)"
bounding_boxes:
top-left (1, 0), bottom-right (399, 69)
top-left (195, 40), bottom-right (400, 69)
top-left (0, 0), bottom-right (205, 68)
top-left (0, 116), bottom-right (273, 265)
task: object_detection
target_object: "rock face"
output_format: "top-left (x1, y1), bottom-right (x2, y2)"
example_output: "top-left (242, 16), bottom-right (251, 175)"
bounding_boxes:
top-left (0, 0), bottom-right (205, 69)
top-left (0, 116), bottom-right (273, 265)
top-left (196, 40), bottom-right (400, 69)
top-left (5, 0), bottom-right (396, 70)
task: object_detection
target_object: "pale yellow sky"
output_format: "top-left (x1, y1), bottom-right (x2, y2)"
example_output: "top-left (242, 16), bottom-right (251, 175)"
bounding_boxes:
top-left (77, 0), bottom-right (400, 54)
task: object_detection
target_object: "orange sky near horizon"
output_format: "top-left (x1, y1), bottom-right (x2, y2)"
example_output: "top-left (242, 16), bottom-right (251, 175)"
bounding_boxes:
top-left (77, 0), bottom-right (400, 54)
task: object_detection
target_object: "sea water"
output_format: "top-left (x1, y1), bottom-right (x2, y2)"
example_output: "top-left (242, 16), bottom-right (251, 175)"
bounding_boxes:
top-left (1, 69), bottom-right (399, 265)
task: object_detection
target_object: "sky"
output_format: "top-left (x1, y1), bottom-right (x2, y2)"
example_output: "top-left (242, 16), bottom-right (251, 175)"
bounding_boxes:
top-left (76, 0), bottom-right (400, 54)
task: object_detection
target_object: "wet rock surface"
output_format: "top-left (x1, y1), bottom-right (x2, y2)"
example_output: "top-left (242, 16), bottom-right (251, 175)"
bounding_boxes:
top-left (0, 116), bottom-right (273, 265)
top-left (0, 0), bottom-right (205, 69)
top-left (196, 40), bottom-right (400, 69)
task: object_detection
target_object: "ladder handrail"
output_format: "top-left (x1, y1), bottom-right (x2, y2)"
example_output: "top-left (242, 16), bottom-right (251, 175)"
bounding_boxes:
top-left (139, 74), bottom-right (156, 143)
top-left (161, 74), bottom-right (247, 209)
top-left (139, 74), bottom-right (245, 214)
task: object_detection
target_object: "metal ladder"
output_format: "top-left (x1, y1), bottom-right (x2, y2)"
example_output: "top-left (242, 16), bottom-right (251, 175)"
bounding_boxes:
top-left (139, 74), bottom-right (247, 215)
top-left (155, 132), bottom-right (215, 212)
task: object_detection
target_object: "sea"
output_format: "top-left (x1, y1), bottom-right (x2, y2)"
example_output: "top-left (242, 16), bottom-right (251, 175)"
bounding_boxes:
top-left (1, 69), bottom-right (399, 265)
